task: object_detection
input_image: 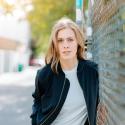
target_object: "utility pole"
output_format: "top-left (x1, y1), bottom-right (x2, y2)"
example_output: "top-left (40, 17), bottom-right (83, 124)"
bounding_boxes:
top-left (76, 0), bottom-right (84, 29)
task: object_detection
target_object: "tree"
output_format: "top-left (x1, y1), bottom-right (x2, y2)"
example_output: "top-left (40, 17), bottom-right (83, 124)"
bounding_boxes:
top-left (27, 0), bottom-right (75, 56)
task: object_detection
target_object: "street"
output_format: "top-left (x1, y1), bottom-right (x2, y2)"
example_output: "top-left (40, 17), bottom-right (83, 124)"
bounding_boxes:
top-left (0, 67), bottom-right (39, 125)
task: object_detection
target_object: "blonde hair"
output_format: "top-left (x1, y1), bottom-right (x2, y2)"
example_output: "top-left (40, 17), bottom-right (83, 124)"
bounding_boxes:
top-left (45, 17), bottom-right (86, 74)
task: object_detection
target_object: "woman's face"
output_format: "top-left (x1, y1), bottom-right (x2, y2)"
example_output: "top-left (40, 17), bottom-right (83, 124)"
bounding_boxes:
top-left (57, 28), bottom-right (78, 62)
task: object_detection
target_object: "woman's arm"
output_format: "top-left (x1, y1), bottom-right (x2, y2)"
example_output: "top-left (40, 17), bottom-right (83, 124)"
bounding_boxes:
top-left (30, 70), bottom-right (43, 125)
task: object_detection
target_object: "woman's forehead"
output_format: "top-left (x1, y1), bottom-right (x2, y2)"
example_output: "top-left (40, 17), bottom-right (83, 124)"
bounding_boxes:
top-left (57, 28), bottom-right (76, 38)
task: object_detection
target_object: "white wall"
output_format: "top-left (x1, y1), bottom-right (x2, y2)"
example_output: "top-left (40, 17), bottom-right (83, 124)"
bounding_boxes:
top-left (0, 50), bottom-right (4, 73)
top-left (0, 15), bottom-right (31, 45)
top-left (0, 15), bottom-right (31, 73)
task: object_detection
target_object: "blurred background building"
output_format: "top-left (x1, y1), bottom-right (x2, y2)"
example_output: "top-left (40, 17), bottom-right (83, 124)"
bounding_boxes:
top-left (0, 0), bottom-right (32, 73)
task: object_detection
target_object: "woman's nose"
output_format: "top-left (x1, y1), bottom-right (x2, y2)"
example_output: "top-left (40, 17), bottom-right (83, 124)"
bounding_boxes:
top-left (63, 41), bottom-right (69, 48)
top-left (64, 45), bottom-right (69, 48)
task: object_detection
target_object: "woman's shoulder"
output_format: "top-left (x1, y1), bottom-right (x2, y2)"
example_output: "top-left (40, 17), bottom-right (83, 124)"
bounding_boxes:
top-left (83, 59), bottom-right (98, 72)
top-left (37, 64), bottom-right (52, 81)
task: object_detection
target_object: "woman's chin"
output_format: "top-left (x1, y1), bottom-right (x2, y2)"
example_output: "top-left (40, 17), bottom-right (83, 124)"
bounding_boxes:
top-left (60, 56), bottom-right (75, 61)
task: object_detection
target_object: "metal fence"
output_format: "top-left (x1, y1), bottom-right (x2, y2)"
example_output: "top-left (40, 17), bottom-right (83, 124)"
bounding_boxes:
top-left (89, 0), bottom-right (125, 124)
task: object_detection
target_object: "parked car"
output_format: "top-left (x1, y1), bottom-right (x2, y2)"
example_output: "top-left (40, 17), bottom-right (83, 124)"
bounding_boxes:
top-left (29, 58), bottom-right (45, 67)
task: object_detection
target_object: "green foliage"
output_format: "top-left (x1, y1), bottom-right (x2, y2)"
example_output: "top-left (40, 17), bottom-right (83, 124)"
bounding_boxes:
top-left (27, 0), bottom-right (75, 56)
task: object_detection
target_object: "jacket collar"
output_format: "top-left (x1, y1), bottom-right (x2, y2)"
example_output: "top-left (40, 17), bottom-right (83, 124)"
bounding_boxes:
top-left (77, 58), bottom-right (85, 73)
top-left (57, 58), bottom-right (85, 75)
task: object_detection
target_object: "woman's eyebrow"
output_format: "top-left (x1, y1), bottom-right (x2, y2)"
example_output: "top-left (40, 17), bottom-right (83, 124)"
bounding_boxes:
top-left (67, 36), bottom-right (73, 39)
top-left (57, 37), bottom-right (62, 39)
top-left (57, 38), bottom-right (63, 41)
top-left (57, 36), bottom-right (74, 40)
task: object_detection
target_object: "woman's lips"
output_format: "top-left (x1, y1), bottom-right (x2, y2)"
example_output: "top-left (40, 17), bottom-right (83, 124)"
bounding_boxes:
top-left (63, 51), bottom-right (71, 55)
top-left (63, 51), bottom-right (71, 54)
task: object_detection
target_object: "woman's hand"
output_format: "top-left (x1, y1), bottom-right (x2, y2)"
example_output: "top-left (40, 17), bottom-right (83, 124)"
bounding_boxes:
top-left (96, 102), bottom-right (108, 125)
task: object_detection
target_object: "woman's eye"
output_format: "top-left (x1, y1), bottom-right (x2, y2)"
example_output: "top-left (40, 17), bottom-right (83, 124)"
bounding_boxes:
top-left (68, 38), bottom-right (73, 42)
top-left (58, 39), bottom-right (63, 42)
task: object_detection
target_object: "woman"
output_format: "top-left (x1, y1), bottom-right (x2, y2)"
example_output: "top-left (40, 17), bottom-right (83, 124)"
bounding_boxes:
top-left (30, 17), bottom-right (99, 125)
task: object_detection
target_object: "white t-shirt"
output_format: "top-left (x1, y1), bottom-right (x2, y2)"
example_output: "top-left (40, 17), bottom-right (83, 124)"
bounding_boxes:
top-left (51, 64), bottom-right (88, 125)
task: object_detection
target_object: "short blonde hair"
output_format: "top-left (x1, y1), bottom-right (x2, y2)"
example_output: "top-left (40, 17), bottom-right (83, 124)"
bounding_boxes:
top-left (45, 17), bottom-right (86, 74)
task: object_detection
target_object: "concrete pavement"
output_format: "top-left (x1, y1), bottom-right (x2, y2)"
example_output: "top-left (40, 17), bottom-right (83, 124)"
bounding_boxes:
top-left (0, 66), bottom-right (39, 125)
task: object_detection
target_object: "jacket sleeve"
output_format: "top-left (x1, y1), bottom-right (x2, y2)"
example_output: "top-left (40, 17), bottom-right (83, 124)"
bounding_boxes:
top-left (96, 63), bottom-right (100, 105)
top-left (30, 70), bottom-right (44, 125)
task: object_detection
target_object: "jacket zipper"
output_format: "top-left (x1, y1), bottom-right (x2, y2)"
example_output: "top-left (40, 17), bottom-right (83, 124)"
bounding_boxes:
top-left (40, 77), bottom-right (66, 125)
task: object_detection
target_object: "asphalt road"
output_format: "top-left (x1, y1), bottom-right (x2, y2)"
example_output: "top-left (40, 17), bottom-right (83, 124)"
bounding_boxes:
top-left (0, 67), bottom-right (39, 125)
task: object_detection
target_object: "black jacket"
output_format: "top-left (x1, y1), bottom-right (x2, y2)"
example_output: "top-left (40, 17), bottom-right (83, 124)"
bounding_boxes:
top-left (30, 59), bottom-right (99, 125)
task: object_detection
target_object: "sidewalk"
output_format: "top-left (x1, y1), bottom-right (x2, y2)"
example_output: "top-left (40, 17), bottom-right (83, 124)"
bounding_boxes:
top-left (0, 66), bottom-right (39, 125)
top-left (0, 66), bottom-right (39, 86)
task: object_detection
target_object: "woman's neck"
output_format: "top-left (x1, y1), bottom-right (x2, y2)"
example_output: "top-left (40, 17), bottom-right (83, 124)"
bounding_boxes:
top-left (60, 58), bottom-right (78, 70)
